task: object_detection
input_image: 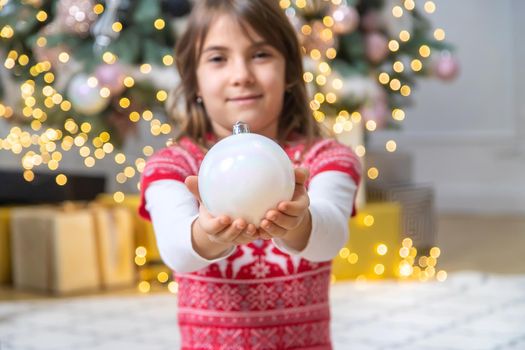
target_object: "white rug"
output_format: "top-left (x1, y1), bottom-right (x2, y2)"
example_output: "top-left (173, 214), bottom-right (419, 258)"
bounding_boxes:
top-left (1, 272), bottom-right (524, 350)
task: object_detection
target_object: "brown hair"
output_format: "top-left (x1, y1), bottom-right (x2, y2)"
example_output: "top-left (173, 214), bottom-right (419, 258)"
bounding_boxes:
top-left (169, 0), bottom-right (321, 147)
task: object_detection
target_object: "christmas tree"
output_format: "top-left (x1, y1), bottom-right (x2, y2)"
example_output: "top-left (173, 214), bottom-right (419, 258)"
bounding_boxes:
top-left (0, 0), bottom-right (456, 285)
top-left (0, 0), bottom-right (457, 173)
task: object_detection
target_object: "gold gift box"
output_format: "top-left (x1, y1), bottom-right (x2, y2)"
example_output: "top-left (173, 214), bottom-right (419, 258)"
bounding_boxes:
top-left (96, 194), bottom-right (160, 262)
top-left (11, 206), bottom-right (101, 294)
top-left (332, 202), bottom-right (402, 280)
top-left (0, 208), bottom-right (11, 284)
top-left (11, 204), bottom-right (137, 294)
top-left (91, 205), bottom-right (136, 288)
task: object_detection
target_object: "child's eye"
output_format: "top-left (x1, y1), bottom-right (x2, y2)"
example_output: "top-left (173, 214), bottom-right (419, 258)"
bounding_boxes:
top-left (208, 55), bottom-right (225, 63)
top-left (253, 51), bottom-right (271, 59)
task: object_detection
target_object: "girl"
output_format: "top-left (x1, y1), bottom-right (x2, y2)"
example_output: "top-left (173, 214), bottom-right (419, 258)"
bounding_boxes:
top-left (139, 0), bottom-right (361, 348)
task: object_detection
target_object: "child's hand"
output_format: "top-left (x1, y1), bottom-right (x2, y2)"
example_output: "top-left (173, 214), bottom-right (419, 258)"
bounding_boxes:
top-left (259, 168), bottom-right (310, 240)
top-left (185, 176), bottom-right (259, 245)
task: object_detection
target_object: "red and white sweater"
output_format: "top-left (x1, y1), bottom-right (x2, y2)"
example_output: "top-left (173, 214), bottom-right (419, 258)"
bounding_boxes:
top-left (139, 135), bottom-right (361, 350)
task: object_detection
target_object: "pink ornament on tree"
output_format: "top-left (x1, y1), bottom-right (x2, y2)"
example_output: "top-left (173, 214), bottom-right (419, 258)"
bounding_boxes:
top-left (287, 14), bottom-right (307, 46)
top-left (94, 63), bottom-right (126, 95)
top-left (359, 86), bottom-right (389, 129)
top-left (302, 0), bottom-right (328, 15)
top-left (361, 10), bottom-right (382, 32)
top-left (329, 4), bottom-right (359, 34)
top-left (56, 0), bottom-right (97, 37)
top-left (359, 101), bottom-right (389, 129)
top-left (108, 111), bottom-right (137, 140)
top-left (365, 32), bottom-right (389, 64)
top-left (303, 20), bottom-right (337, 55)
top-left (33, 23), bottom-right (67, 66)
top-left (434, 52), bottom-right (460, 81)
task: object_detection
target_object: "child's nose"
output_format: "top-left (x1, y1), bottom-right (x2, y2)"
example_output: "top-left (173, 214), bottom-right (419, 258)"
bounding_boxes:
top-left (230, 59), bottom-right (255, 86)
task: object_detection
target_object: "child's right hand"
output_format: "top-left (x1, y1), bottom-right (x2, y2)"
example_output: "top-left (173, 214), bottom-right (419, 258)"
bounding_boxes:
top-left (185, 176), bottom-right (259, 245)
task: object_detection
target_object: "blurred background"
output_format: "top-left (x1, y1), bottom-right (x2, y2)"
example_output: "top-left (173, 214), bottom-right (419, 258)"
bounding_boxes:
top-left (0, 0), bottom-right (524, 349)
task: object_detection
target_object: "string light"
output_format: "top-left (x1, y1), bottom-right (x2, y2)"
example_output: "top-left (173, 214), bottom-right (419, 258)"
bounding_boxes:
top-left (363, 215), bottom-right (374, 227)
top-left (138, 281), bottom-right (150, 293)
top-left (0, 25), bottom-right (14, 39)
top-left (365, 120), bottom-right (377, 131)
top-left (424, 1), bottom-right (436, 14)
top-left (56, 174), bottom-right (67, 186)
top-left (113, 191), bottom-right (125, 203)
top-left (301, 24), bottom-right (312, 36)
top-left (400, 85), bottom-right (411, 96)
top-left (434, 28), bottom-right (446, 40)
top-left (36, 10), bottom-right (48, 22)
top-left (389, 79), bottom-right (401, 91)
top-left (411, 59), bottom-right (423, 72)
top-left (156, 90), bottom-right (168, 101)
top-left (93, 4), bottom-right (104, 15)
top-left (392, 6), bottom-right (403, 18)
top-left (404, 0), bottom-right (415, 10)
top-left (374, 264), bottom-right (385, 275)
top-left (102, 51), bottom-right (117, 64)
top-left (388, 40), bottom-right (400, 52)
top-left (112, 22), bottom-right (123, 32)
top-left (393, 61), bottom-right (404, 73)
top-left (123, 76), bottom-right (135, 87)
top-left (367, 167), bottom-right (379, 180)
top-left (326, 48), bottom-right (337, 59)
top-left (399, 30), bottom-right (410, 42)
top-left (376, 244), bottom-right (388, 255)
top-left (303, 72), bottom-right (314, 83)
top-left (392, 108), bottom-right (406, 121)
top-left (355, 145), bottom-right (365, 157)
top-left (168, 281), bottom-right (179, 294)
top-left (162, 55), bottom-right (174, 66)
top-left (279, 0), bottom-right (291, 9)
top-left (154, 19), bottom-right (165, 30)
top-left (386, 140), bottom-right (397, 152)
top-left (139, 63), bottom-right (152, 74)
top-left (419, 45), bottom-right (431, 57)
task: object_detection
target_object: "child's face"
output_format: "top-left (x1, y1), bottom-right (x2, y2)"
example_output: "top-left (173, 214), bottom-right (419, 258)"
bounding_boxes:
top-left (196, 14), bottom-right (286, 140)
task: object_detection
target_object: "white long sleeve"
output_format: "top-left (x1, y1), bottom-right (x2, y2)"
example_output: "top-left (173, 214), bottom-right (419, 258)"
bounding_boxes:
top-left (145, 180), bottom-right (236, 273)
top-left (272, 171), bottom-right (357, 262)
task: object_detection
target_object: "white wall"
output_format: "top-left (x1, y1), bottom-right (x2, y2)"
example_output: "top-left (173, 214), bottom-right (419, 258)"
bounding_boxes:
top-left (369, 0), bottom-right (525, 214)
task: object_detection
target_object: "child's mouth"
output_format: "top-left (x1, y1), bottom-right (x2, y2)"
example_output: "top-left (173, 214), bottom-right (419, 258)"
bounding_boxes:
top-left (228, 94), bottom-right (263, 104)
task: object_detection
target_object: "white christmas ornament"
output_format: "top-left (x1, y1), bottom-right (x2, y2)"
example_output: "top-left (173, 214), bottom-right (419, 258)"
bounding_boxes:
top-left (67, 73), bottom-right (110, 115)
top-left (198, 122), bottom-right (295, 226)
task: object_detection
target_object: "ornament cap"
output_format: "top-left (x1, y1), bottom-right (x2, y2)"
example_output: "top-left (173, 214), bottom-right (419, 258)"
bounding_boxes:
top-left (233, 121), bottom-right (250, 134)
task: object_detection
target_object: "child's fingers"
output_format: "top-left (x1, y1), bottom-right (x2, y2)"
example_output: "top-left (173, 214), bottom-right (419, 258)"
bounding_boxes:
top-left (213, 218), bottom-right (248, 242)
top-left (260, 219), bottom-right (287, 237)
top-left (294, 167), bottom-right (309, 186)
top-left (265, 210), bottom-right (297, 230)
top-left (198, 206), bottom-right (232, 235)
top-left (232, 236), bottom-right (251, 245)
top-left (258, 231), bottom-right (272, 240)
top-left (184, 176), bottom-right (201, 202)
top-left (231, 224), bottom-right (259, 245)
top-left (232, 233), bottom-right (257, 245)
top-left (291, 184), bottom-right (309, 202)
top-left (246, 223), bottom-right (258, 236)
top-left (278, 195), bottom-right (309, 217)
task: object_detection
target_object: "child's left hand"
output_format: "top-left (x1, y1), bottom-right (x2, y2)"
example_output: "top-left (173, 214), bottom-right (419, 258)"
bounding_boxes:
top-left (258, 167), bottom-right (310, 240)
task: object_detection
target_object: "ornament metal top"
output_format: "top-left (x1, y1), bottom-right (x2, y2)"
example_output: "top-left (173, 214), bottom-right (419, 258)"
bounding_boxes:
top-left (198, 122), bottom-right (295, 226)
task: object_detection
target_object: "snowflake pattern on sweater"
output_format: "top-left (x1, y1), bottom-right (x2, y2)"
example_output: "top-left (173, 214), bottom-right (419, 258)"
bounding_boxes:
top-left (139, 135), bottom-right (361, 350)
